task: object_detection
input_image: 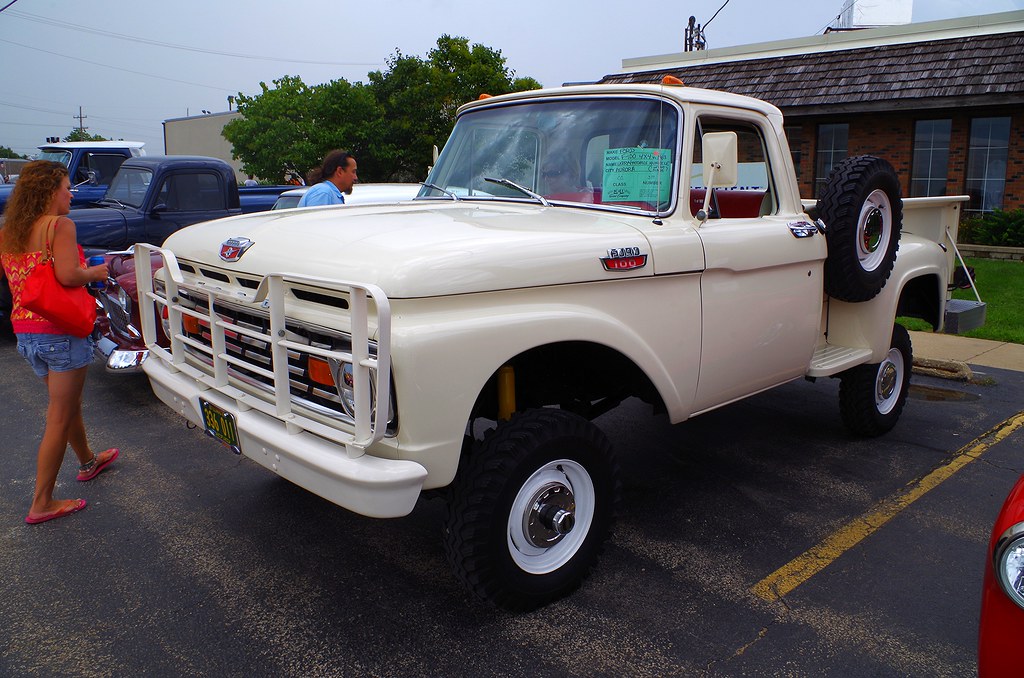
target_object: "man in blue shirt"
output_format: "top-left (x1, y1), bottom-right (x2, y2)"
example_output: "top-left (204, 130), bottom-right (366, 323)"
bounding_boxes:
top-left (298, 150), bottom-right (358, 207)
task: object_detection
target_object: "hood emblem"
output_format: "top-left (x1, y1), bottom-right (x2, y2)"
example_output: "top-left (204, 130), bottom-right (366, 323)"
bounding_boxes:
top-left (219, 237), bottom-right (254, 262)
top-left (601, 246), bottom-right (648, 272)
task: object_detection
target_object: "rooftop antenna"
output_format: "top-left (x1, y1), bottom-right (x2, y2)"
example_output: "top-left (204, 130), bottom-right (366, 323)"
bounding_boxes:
top-left (685, 0), bottom-right (731, 51)
top-left (684, 16), bottom-right (706, 51)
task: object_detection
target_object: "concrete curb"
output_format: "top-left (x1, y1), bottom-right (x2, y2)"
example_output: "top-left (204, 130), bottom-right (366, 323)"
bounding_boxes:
top-left (912, 357), bottom-right (972, 382)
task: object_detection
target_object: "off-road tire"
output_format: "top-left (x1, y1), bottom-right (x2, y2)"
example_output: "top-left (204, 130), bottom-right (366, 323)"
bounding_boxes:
top-left (839, 324), bottom-right (913, 437)
top-left (817, 156), bottom-right (903, 302)
top-left (443, 408), bottom-right (620, 611)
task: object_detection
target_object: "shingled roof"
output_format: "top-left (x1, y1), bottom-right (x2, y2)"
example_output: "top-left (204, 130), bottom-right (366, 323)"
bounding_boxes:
top-left (600, 31), bottom-right (1024, 115)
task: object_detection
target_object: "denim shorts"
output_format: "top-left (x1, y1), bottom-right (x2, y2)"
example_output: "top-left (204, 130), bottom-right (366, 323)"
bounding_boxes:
top-left (16, 333), bottom-right (96, 378)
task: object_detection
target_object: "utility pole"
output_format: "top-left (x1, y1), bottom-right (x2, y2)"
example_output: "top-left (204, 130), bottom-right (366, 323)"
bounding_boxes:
top-left (73, 106), bottom-right (88, 133)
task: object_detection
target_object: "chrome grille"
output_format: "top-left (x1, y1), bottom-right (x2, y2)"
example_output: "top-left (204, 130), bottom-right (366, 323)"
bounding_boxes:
top-left (176, 290), bottom-right (355, 419)
top-left (99, 286), bottom-right (132, 337)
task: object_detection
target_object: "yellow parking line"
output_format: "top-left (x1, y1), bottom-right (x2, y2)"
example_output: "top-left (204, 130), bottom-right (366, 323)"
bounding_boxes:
top-left (751, 411), bottom-right (1024, 602)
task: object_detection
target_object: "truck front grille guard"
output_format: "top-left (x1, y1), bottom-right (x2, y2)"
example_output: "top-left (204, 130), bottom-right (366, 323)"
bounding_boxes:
top-left (134, 244), bottom-right (392, 455)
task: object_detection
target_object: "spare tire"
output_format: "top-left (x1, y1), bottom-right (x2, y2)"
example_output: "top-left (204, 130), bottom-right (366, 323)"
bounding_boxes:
top-left (816, 155), bottom-right (902, 302)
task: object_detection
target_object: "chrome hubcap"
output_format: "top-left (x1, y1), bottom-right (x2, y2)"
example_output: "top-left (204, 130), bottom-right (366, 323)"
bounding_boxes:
top-left (875, 347), bottom-right (905, 415)
top-left (525, 482), bottom-right (576, 548)
top-left (857, 189), bottom-right (893, 271)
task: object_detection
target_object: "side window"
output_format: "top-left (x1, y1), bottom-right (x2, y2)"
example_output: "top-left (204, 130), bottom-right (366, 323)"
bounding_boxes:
top-left (78, 153), bottom-right (129, 185)
top-left (584, 135), bottom-right (610, 189)
top-left (158, 172), bottom-right (225, 211)
top-left (691, 116), bottom-right (776, 219)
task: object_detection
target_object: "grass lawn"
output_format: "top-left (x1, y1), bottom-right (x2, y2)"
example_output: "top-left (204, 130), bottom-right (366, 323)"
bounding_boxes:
top-left (899, 257), bottom-right (1024, 344)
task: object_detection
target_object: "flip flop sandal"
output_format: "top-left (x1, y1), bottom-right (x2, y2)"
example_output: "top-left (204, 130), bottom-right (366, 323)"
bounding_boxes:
top-left (25, 498), bottom-right (87, 525)
top-left (77, 448), bottom-right (120, 482)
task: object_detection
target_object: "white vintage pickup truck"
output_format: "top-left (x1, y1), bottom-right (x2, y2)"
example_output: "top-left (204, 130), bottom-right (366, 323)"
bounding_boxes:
top-left (134, 81), bottom-right (978, 610)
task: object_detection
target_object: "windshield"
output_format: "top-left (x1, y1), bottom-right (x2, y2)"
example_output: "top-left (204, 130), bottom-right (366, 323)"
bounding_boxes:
top-left (38, 150), bottom-right (72, 168)
top-left (103, 167), bottom-right (152, 208)
top-left (422, 96), bottom-right (680, 213)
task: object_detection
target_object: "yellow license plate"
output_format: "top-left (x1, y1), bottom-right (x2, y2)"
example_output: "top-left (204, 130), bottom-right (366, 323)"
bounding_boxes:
top-left (200, 399), bottom-right (240, 454)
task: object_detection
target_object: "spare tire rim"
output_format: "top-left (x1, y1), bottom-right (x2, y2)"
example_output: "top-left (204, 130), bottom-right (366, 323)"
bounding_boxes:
top-left (507, 459), bottom-right (595, 574)
top-left (875, 347), bottom-right (904, 415)
top-left (857, 189), bottom-right (892, 272)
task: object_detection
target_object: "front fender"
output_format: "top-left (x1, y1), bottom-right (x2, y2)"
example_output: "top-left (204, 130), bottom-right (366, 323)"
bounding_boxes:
top-left (388, 275), bottom-right (703, 487)
top-left (823, 233), bottom-right (948, 363)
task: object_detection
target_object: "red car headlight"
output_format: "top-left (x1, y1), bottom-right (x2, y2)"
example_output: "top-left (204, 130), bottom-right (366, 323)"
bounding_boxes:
top-left (994, 522), bottom-right (1024, 610)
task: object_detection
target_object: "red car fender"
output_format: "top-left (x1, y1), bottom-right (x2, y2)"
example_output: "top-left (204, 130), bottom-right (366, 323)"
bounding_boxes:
top-left (978, 473), bottom-right (1024, 677)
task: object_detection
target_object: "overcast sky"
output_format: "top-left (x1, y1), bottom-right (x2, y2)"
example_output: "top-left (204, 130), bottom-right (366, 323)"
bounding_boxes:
top-left (1, 0), bottom-right (1021, 157)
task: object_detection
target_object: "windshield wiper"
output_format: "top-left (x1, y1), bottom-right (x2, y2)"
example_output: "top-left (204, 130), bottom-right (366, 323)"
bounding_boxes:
top-left (95, 197), bottom-right (127, 209)
top-left (420, 182), bottom-right (460, 201)
top-left (483, 177), bottom-right (550, 207)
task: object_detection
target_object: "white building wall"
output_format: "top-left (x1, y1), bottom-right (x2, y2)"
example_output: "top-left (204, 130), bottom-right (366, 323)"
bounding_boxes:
top-left (163, 111), bottom-right (248, 183)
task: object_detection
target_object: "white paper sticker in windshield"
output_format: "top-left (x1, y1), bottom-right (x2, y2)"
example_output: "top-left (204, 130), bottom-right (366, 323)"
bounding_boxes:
top-left (602, 148), bottom-right (672, 203)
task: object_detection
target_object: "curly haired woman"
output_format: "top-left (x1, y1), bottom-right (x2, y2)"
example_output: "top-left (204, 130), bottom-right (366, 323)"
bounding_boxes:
top-left (0, 160), bottom-right (118, 524)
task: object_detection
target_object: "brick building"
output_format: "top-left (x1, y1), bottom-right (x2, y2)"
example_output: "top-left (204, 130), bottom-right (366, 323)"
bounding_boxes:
top-left (601, 11), bottom-right (1024, 217)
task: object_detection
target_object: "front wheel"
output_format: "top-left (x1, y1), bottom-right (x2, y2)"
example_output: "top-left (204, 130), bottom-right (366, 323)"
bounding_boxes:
top-left (443, 409), bottom-right (620, 611)
top-left (839, 324), bottom-right (912, 437)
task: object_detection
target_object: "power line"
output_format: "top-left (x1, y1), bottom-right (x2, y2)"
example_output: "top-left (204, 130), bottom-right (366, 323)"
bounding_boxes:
top-left (5, 9), bottom-right (381, 68)
top-left (703, 0), bottom-right (732, 29)
top-left (0, 37), bottom-right (238, 92)
top-left (0, 99), bottom-right (69, 116)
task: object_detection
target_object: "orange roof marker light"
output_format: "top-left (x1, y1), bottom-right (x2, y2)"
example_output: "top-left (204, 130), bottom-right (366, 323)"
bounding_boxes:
top-left (478, 93), bottom-right (493, 100)
top-left (661, 75), bottom-right (685, 86)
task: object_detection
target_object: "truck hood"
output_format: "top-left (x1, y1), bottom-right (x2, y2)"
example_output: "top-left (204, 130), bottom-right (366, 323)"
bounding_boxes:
top-left (161, 201), bottom-right (657, 297)
top-left (69, 205), bottom-right (130, 250)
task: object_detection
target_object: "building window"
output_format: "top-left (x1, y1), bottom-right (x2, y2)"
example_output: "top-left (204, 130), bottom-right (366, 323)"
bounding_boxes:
top-left (784, 125), bottom-right (803, 179)
top-left (965, 117), bottom-right (1011, 214)
top-left (815, 123), bottom-right (848, 198)
top-left (910, 119), bottom-right (951, 197)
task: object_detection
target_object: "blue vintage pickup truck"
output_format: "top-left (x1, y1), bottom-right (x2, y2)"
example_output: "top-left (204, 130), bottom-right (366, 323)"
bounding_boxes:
top-left (0, 141), bottom-right (146, 213)
top-left (1, 155), bottom-right (288, 328)
top-left (72, 155), bottom-right (289, 252)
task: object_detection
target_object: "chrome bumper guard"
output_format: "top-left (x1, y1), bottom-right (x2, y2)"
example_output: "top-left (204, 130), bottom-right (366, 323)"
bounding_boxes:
top-left (134, 245), bottom-right (423, 517)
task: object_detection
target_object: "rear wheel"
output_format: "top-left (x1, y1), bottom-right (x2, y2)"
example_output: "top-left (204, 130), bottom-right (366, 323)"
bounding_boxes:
top-left (443, 409), bottom-right (620, 611)
top-left (839, 324), bottom-right (912, 437)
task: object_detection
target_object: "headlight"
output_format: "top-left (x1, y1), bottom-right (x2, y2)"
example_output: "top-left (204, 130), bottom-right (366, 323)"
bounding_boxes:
top-left (333, 361), bottom-right (360, 418)
top-left (995, 523), bottom-right (1024, 610)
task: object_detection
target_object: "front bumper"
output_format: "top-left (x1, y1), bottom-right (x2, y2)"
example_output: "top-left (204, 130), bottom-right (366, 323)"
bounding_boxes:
top-left (94, 333), bottom-right (149, 372)
top-left (144, 357), bottom-right (427, 518)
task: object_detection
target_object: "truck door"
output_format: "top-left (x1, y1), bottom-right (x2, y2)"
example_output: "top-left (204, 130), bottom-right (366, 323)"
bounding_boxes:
top-left (689, 112), bottom-right (827, 413)
top-left (147, 171), bottom-right (232, 245)
top-left (71, 151), bottom-right (131, 206)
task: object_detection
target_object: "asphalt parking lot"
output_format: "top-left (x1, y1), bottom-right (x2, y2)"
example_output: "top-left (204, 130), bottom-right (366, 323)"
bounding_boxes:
top-left (1, 328), bottom-right (1022, 677)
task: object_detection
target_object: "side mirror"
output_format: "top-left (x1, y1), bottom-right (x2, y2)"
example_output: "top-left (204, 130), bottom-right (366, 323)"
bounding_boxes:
top-left (151, 203), bottom-right (168, 216)
top-left (696, 132), bottom-right (738, 223)
top-left (86, 169), bottom-right (99, 185)
top-left (701, 132), bottom-right (738, 188)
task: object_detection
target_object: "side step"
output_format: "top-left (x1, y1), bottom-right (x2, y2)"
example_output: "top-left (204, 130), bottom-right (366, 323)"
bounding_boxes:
top-left (943, 299), bottom-right (987, 334)
top-left (807, 344), bottom-right (873, 377)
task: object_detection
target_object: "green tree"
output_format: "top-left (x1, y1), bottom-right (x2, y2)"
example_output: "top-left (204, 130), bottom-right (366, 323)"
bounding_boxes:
top-left (0, 146), bottom-right (27, 159)
top-left (223, 36), bottom-right (541, 183)
top-left (223, 75), bottom-right (384, 183)
top-left (367, 35), bottom-right (542, 181)
top-left (63, 130), bottom-right (108, 142)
